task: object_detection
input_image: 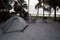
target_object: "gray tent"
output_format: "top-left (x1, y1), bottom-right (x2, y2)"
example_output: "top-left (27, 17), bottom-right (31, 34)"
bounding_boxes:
top-left (0, 16), bottom-right (28, 34)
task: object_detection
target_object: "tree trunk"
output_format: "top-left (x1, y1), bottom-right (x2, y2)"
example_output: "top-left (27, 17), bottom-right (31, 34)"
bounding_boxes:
top-left (54, 8), bottom-right (56, 21)
top-left (43, 4), bottom-right (44, 20)
top-left (36, 8), bottom-right (39, 19)
top-left (28, 0), bottom-right (30, 17)
top-left (28, 0), bottom-right (29, 13)
top-left (49, 7), bottom-right (51, 18)
top-left (19, 4), bottom-right (23, 17)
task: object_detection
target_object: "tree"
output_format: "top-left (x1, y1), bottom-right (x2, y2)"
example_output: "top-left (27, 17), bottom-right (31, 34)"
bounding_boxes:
top-left (14, 0), bottom-right (29, 20)
top-left (35, 3), bottom-right (42, 19)
top-left (23, 3), bottom-right (27, 9)
top-left (48, 0), bottom-right (57, 21)
top-left (38, 0), bottom-right (60, 21)
top-left (44, 6), bottom-right (51, 18)
top-left (38, 0), bottom-right (46, 20)
top-left (0, 0), bottom-right (12, 22)
top-left (48, 0), bottom-right (60, 21)
top-left (1, 0), bottom-right (12, 10)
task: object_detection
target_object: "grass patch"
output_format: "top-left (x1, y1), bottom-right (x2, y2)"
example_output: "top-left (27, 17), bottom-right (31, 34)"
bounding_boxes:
top-left (31, 16), bottom-right (60, 22)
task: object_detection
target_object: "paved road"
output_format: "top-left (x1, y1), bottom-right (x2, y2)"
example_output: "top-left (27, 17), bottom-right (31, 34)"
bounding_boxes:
top-left (0, 18), bottom-right (60, 40)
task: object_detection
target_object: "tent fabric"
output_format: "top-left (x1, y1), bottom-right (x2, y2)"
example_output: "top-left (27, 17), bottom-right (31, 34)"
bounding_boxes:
top-left (0, 16), bottom-right (28, 33)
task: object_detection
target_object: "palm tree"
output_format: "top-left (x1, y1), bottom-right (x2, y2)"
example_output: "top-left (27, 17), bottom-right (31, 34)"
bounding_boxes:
top-left (48, 0), bottom-right (59, 21)
top-left (35, 3), bottom-right (41, 19)
top-left (38, 0), bottom-right (45, 21)
top-left (42, 0), bottom-right (49, 20)
top-left (48, 7), bottom-right (51, 18)
top-left (44, 6), bottom-right (51, 18)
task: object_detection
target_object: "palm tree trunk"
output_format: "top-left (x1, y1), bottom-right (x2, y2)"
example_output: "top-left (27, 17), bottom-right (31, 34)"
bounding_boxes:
top-left (54, 8), bottom-right (56, 21)
top-left (28, 0), bottom-right (30, 14)
top-left (49, 7), bottom-right (51, 18)
top-left (36, 8), bottom-right (39, 19)
top-left (43, 3), bottom-right (44, 20)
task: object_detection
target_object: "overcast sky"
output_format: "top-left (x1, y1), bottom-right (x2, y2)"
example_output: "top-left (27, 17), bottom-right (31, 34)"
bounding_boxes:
top-left (25, 0), bottom-right (38, 14)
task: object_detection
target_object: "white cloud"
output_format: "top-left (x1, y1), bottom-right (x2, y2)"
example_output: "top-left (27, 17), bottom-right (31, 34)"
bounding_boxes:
top-left (25, 0), bottom-right (38, 13)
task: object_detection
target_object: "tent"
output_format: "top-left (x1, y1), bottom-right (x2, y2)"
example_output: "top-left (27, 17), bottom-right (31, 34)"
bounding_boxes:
top-left (0, 16), bottom-right (28, 34)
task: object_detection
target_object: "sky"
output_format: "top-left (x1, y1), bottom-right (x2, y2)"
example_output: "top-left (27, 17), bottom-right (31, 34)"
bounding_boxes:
top-left (25, 0), bottom-right (38, 14)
